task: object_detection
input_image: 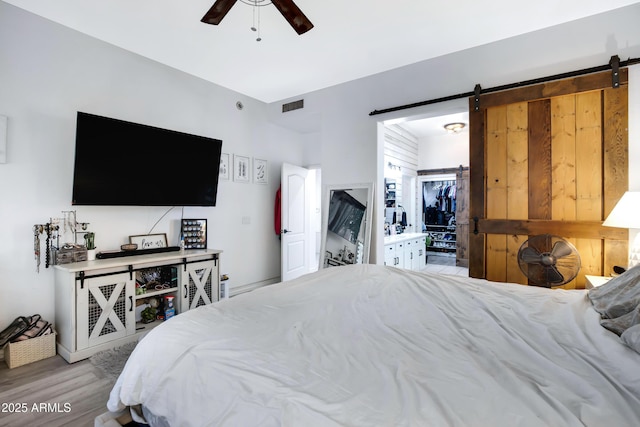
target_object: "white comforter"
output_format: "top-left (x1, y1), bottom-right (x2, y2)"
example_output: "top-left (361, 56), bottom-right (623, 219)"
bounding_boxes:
top-left (108, 264), bottom-right (640, 426)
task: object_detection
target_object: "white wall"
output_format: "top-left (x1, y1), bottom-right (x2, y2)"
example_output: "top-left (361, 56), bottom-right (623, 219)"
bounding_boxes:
top-left (271, 3), bottom-right (640, 266)
top-left (383, 124), bottom-right (419, 231)
top-left (418, 132), bottom-right (469, 171)
top-left (0, 3), bottom-right (313, 328)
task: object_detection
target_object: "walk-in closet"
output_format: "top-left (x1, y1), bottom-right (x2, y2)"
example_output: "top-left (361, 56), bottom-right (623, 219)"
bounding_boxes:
top-left (383, 112), bottom-right (469, 270)
top-left (419, 167), bottom-right (469, 268)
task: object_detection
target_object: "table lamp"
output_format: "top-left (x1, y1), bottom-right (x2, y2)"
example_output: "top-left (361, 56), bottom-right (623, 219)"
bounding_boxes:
top-left (603, 191), bottom-right (640, 268)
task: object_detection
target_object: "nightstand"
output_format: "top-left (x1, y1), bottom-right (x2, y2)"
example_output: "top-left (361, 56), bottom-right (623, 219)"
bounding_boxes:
top-left (585, 275), bottom-right (612, 289)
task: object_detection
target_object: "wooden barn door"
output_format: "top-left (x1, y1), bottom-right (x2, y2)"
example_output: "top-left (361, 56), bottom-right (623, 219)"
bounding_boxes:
top-left (468, 70), bottom-right (629, 289)
top-left (455, 168), bottom-right (469, 268)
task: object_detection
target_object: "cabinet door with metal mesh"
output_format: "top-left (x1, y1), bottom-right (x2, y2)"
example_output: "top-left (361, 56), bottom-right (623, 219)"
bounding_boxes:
top-left (182, 260), bottom-right (218, 311)
top-left (76, 272), bottom-right (135, 350)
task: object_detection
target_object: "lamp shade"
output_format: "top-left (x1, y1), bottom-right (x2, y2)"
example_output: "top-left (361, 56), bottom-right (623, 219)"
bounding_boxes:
top-left (602, 192), bottom-right (640, 228)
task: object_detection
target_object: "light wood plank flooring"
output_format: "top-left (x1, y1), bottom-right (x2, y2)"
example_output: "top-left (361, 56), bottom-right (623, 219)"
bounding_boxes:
top-left (0, 355), bottom-right (112, 427)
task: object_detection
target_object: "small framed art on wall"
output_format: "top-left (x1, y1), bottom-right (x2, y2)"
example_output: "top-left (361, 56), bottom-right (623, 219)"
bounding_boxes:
top-left (233, 155), bottom-right (250, 183)
top-left (253, 158), bottom-right (268, 184)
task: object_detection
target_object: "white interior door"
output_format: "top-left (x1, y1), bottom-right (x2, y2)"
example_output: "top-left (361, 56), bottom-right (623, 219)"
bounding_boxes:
top-left (281, 163), bottom-right (310, 281)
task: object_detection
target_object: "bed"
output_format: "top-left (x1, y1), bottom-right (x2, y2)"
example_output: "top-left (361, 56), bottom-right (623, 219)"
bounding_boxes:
top-left (107, 264), bottom-right (640, 426)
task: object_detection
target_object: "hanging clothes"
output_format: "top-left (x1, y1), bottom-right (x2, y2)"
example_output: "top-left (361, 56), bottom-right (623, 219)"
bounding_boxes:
top-left (450, 184), bottom-right (457, 213)
top-left (274, 185), bottom-right (282, 237)
top-left (423, 179), bottom-right (457, 224)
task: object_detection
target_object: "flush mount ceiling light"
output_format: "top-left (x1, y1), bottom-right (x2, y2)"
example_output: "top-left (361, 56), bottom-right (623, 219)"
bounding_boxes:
top-left (444, 122), bottom-right (466, 133)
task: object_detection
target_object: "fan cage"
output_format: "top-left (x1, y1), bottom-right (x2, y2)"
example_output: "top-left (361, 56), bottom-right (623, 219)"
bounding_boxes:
top-left (517, 234), bottom-right (581, 287)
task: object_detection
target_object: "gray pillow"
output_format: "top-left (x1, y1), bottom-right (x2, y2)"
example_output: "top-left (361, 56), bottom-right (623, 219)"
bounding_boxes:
top-left (601, 306), bottom-right (640, 336)
top-left (621, 323), bottom-right (640, 354)
top-left (588, 264), bottom-right (640, 335)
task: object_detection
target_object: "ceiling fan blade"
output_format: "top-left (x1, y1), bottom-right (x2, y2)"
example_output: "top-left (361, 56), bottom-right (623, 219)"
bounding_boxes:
top-left (521, 247), bottom-right (543, 264)
top-left (551, 240), bottom-right (573, 259)
top-left (201, 0), bottom-right (238, 25)
top-left (271, 0), bottom-right (314, 35)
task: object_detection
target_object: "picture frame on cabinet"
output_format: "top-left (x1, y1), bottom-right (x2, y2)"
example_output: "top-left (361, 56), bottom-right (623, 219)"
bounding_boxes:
top-left (233, 154), bottom-right (250, 183)
top-left (219, 153), bottom-right (230, 180)
top-left (129, 233), bottom-right (168, 249)
top-left (253, 158), bottom-right (268, 184)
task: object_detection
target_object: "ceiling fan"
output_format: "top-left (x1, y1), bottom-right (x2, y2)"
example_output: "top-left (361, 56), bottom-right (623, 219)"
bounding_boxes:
top-left (201, 0), bottom-right (314, 35)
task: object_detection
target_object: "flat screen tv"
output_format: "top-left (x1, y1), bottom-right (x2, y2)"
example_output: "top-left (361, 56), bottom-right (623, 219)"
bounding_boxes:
top-left (72, 112), bottom-right (223, 206)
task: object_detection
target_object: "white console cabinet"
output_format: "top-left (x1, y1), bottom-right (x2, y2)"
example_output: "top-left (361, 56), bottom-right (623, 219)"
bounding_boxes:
top-left (384, 234), bottom-right (427, 271)
top-left (54, 249), bottom-right (221, 363)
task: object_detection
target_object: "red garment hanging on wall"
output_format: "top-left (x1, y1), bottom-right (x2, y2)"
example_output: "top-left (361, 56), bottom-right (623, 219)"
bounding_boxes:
top-left (274, 185), bottom-right (281, 236)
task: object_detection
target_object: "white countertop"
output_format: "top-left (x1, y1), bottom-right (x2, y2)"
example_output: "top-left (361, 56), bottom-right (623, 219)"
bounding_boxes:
top-left (384, 233), bottom-right (428, 245)
top-left (53, 248), bottom-right (222, 273)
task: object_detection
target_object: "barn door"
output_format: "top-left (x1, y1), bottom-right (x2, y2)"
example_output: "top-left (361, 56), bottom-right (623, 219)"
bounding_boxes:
top-left (468, 70), bottom-right (629, 288)
top-left (455, 168), bottom-right (469, 268)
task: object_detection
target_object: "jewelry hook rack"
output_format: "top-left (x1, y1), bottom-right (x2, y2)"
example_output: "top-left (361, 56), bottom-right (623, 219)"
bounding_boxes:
top-left (33, 210), bottom-right (90, 272)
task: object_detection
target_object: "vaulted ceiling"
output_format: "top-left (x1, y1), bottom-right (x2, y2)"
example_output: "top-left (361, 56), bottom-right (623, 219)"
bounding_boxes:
top-left (3, 0), bottom-right (638, 103)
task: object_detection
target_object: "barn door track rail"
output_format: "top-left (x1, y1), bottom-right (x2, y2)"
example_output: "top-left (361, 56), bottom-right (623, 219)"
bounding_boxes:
top-left (369, 55), bottom-right (640, 116)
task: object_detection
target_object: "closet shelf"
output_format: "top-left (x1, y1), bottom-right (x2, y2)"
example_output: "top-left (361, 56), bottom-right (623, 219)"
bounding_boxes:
top-left (425, 224), bottom-right (456, 253)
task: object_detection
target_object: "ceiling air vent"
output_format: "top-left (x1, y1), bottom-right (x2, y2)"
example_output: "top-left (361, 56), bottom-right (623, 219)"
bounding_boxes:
top-left (282, 99), bottom-right (304, 113)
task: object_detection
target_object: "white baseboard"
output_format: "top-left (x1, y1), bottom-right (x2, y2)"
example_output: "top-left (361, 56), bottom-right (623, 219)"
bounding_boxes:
top-left (230, 277), bottom-right (280, 297)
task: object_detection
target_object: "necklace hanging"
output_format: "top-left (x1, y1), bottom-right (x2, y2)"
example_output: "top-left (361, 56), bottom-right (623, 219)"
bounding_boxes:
top-left (45, 223), bottom-right (51, 268)
top-left (33, 225), bottom-right (41, 273)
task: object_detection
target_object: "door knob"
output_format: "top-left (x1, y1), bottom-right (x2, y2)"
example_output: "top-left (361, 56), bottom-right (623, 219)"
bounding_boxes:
top-left (281, 229), bottom-right (291, 234)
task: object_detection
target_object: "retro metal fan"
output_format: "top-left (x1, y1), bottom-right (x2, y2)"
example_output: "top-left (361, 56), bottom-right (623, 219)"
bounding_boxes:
top-left (201, 0), bottom-right (314, 35)
top-left (517, 234), bottom-right (581, 287)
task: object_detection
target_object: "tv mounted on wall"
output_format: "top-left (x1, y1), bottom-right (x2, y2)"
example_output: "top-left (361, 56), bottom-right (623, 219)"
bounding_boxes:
top-left (72, 112), bottom-right (223, 206)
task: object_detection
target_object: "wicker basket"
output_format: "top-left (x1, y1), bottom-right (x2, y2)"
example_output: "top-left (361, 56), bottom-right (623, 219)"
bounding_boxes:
top-left (3, 332), bottom-right (56, 369)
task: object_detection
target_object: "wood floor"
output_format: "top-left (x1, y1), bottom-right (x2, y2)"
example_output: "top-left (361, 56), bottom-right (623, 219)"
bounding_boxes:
top-left (0, 354), bottom-right (113, 427)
